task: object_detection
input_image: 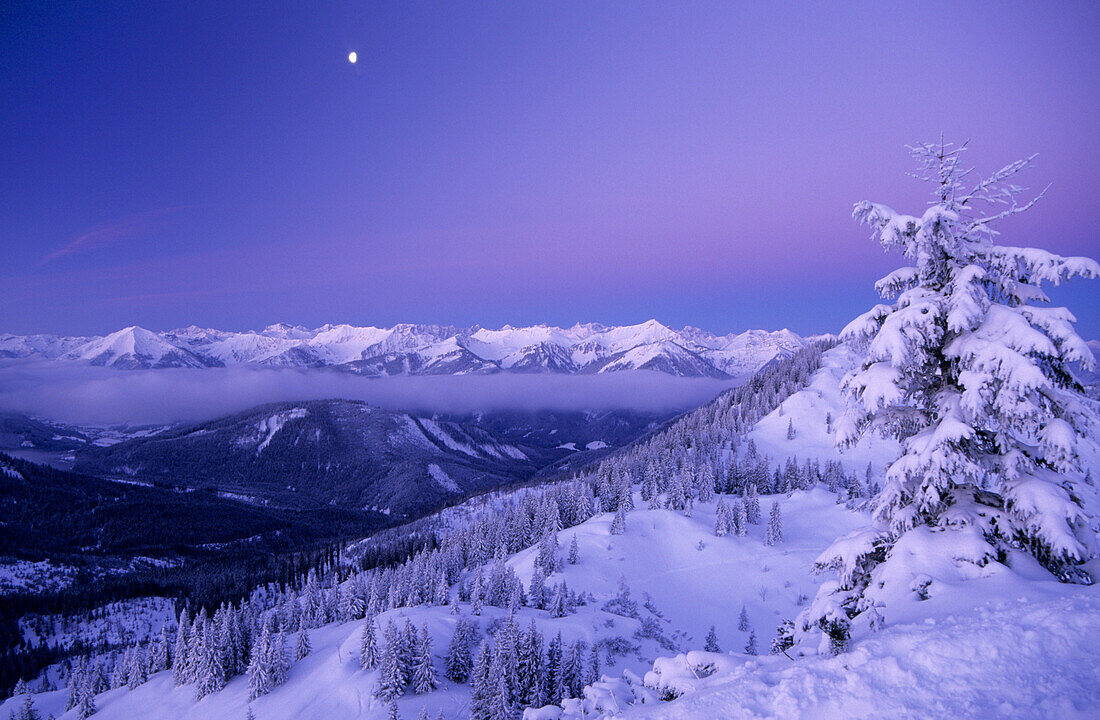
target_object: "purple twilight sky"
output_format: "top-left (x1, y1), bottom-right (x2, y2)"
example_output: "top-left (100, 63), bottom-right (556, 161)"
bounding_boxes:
top-left (1, 1), bottom-right (1097, 338)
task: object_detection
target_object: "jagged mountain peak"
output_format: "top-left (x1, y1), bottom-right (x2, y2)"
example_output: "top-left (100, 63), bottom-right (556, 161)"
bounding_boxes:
top-left (6, 321), bottom-right (807, 378)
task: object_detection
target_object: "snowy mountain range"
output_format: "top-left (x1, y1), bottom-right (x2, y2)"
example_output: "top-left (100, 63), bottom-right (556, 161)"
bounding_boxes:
top-left (0, 321), bottom-right (807, 378)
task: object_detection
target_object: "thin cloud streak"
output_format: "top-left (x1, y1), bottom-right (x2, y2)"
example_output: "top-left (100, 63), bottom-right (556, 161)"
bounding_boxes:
top-left (41, 206), bottom-right (194, 264)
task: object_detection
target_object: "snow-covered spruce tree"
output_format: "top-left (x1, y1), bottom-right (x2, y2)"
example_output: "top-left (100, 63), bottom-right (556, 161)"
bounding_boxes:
top-left (586, 642), bottom-right (600, 686)
top-left (75, 675), bottom-right (96, 720)
top-left (765, 501), bottom-right (782, 546)
top-left (609, 504), bottom-right (626, 535)
top-left (444, 616), bottom-right (472, 683)
top-left (375, 623), bottom-right (405, 702)
top-left (127, 646), bottom-right (147, 689)
top-left (468, 641), bottom-right (493, 719)
top-left (795, 141), bottom-right (1099, 654)
top-left (172, 611), bottom-right (190, 686)
top-left (517, 619), bottom-right (545, 707)
top-left (246, 623), bottom-right (271, 701)
top-left (14, 694), bottom-right (39, 720)
top-left (704, 625), bottom-right (721, 653)
top-left (294, 626), bottom-right (311, 661)
top-left (412, 626), bottom-right (437, 694)
top-left (360, 618), bottom-right (379, 669)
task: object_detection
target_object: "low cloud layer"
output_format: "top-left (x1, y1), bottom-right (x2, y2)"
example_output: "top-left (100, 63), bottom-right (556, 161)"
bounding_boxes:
top-left (0, 360), bottom-right (734, 426)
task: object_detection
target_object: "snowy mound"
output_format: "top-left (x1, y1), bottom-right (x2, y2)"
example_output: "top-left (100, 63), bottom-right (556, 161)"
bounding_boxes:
top-left (558, 591), bottom-right (1100, 719)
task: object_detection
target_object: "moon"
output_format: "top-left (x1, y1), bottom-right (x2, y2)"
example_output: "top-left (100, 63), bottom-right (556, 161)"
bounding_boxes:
top-left (348, 51), bottom-right (357, 64)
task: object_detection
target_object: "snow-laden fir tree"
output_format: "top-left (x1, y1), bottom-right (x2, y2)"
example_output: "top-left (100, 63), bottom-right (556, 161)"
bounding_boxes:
top-left (738, 604), bottom-right (749, 632)
top-left (127, 646), bottom-right (147, 689)
top-left (704, 625), bottom-right (721, 653)
top-left (745, 485), bottom-right (761, 524)
top-left (412, 625), bottom-right (437, 694)
top-left (398, 619), bottom-right (419, 684)
top-left (536, 531), bottom-right (559, 575)
top-left (294, 626), bottom-right (311, 661)
top-left (360, 618), bottom-right (379, 669)
top-left (13, 694), bottom-right (39, 720)
top-left (765, 501), bottom-right (782, 546)
top-left (545, 632), bottom-right (564, 706)
top-left (735, 500), bottom-right (748, 537)
top-left (586, 642), bottom-right (601, 686)
top-left (247, 622), bottom-right (272, 701)
top-left (195, 615), bottom-right (226, 700)
top-left (468, 640), bottom-right (494, 720)
top-left (567, 533), bottom-right (579, 564)
top-left (471, 572), bottom-right (483, 616)
top-left (75, 676), bottom-right (96, 720)
top-left (548, 582), bottom-right (567, 618)
top-left (433, 570), bottom-right (450, 606)
top-left (563, 640), bottom-right (586, 699)
top-left (172, 611), bottom-right (190, 686)
top-left (714, 497), bottom-right (729, 536)
top-left (528, 565), bottom-right (547, 610)
top-left (796, 141), bottom-right (1099, 654)
top-left (609, 504), bottom-right (626, 535)
top-left (65, 658), bottom-right (83, 711)
top-left (375, 623), bottom-right (405, 701)
top-left (517, 619), bottom-right (545, 707)
top-left (445, 615), bottom-right (475, 683)
top-left (486, 674), bottom-right (511, 720)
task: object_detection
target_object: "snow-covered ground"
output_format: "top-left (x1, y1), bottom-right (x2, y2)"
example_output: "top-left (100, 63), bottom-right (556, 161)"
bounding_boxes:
top-left (748, 344), bottom-right (898, 476)
top-left (576, 588), bottom-right (1100, 719)
top-left (7, 484), bottom-right (1097, 719)
top-left (0, 490), bottom-right (860, 719)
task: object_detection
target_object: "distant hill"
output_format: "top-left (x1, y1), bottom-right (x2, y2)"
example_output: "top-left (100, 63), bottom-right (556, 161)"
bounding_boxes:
top-left (71, 400), bottom-right (670, 520)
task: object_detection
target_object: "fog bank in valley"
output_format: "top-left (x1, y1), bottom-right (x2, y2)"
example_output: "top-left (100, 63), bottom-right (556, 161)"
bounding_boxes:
top-left (0, 360), bottom-right (736, 426)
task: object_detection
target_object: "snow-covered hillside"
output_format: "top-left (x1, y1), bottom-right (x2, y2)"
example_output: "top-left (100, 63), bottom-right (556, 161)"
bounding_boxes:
top-left (0, 490), bottom-right (866, 720)
top-left (5, 486), bottom-right (1098, 720)
top-left (0, 321), bottom-right (805, 378)
top-left (747, 344), bottom-right (900, 475)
